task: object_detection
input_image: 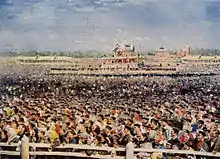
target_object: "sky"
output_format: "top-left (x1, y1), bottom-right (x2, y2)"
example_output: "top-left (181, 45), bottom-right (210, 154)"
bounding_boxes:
top-left (0, 0), bottom-right (220, 52)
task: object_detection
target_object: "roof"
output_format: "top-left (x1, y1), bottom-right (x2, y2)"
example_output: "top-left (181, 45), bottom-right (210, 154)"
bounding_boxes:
top-left (156, 46), bottom-right (167, 52)
top-left (102, 56), bottom-right (138, 60)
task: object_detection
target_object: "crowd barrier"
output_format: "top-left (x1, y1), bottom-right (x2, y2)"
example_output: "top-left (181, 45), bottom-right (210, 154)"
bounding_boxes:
top-left (0, 138), bottom-right (220, 159)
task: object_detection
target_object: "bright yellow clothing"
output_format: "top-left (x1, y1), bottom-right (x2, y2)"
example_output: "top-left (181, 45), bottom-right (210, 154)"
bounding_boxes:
top-left (50, 130), bottom-right (59, 143)
top-left (5, 107), bottom-right (12, 116)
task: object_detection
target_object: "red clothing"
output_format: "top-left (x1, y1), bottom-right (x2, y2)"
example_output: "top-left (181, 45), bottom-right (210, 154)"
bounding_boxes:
top-left (134, 113), bottom-right (142, 122)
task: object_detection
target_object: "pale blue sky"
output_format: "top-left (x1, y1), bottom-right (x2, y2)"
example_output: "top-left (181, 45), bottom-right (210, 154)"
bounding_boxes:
top-left (0, 0), bottom-right (220, 52)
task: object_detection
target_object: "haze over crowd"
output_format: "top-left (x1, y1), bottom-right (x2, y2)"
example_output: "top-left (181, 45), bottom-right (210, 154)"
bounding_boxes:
top-left (0, 0), bottom-right (220, 52)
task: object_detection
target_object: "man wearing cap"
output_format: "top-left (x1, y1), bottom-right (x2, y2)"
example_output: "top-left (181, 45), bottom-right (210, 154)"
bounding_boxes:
top-left (213, 132), bottom-right (220, 153)
top-left (120, 125), bottom-right (132, 147)
top-left (103, 125), bottom-right (114, 147)
top-left (194, 130), bottom-right (209, 152)
top-left (167, 127), bottom-right (181, 149)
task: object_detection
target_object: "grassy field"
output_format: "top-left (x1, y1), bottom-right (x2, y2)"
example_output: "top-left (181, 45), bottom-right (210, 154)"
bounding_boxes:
top-left (8, 55), bottom-right (220, 63)
top-left (13, 55), bottom-right (73, 60)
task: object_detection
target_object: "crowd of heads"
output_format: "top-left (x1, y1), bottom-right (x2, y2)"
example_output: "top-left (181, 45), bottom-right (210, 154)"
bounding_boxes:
top-left (0, 63), bottom-right (220, 159)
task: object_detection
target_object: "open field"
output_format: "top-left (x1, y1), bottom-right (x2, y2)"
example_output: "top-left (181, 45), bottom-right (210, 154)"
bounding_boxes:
top-left (1, 55), bottom-right (220, 77)
top-left (2, 55), bottom-right (220, 65)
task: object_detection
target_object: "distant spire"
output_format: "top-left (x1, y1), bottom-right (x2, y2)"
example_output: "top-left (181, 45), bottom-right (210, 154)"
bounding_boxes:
top-left (159, 45), bottom-right (165, 50)
top-left (132, 45), bottom-right (135, 52)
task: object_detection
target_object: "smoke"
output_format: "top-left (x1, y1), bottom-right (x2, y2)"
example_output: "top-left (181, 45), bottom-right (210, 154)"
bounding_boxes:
top-left (0, 0), bottom-right (219, 52)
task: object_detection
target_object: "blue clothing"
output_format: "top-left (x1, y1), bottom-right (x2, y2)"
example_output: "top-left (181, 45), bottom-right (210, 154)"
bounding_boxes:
top-left (70, 138), bottom-right (76, 144)
top-left (191, 124), bottom-right (198, 133)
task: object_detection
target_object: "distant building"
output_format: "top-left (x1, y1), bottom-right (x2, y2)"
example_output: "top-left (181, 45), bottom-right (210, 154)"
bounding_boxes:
top-left (155, 46), bottom-right (168, 57)
top-left (185, 45), bottom-right (190, 56)
top-left (177, 45), bottom-right (190, 57)
top-left (113, 42), bottom-right (136, 58)
top-left (102, 42), bottom-right (138, 66)
top-left (153, 45), bottom-right (190, 58)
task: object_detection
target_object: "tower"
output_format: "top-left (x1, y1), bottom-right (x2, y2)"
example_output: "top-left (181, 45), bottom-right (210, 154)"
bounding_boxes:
top-left (185, 45), bottom-right (190, 56)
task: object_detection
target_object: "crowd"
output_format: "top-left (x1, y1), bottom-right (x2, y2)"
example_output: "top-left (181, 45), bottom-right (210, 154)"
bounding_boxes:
top-left (0, 63), bottom-right (220, 159)
top-left (177, 63), bottom-right (220, 74)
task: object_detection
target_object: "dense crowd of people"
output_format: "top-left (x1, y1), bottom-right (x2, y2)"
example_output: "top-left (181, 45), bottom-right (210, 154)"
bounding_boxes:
top-left (178, 63), bottom-right (220, 74)
top-left (0, 63), bottom-right (220, 159)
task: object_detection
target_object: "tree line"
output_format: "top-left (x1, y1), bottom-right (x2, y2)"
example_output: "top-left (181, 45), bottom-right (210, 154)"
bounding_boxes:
top-left (1, 48), bottom-right (220, 58)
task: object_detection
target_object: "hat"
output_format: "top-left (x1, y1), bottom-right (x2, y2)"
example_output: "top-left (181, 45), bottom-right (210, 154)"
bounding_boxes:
top-left (126, 118), bottom-right (133, 123)
top-left (106, 125), bottom-right (112, 130)
top-left (198, 120), bottom-right (205, 124)
top-left (199, 130), bottom-right (206, 137)
top-left (172, 127), bottom-right (179, 134)
top-left (203, 114), bottom-right (209, 118)
top-left (124, 125), bottom-right (131, 131)
top-left (134, 123), bottom-right (141, 127)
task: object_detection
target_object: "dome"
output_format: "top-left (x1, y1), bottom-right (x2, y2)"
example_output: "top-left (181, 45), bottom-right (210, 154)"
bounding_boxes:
top-left (159, 46), bottom-right (165, 50)
top-left (157, 46), bottom-right (167, 52)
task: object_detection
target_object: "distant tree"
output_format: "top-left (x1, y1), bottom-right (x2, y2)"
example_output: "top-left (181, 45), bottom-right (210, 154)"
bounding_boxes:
top-left (59, 52), bottom-right (64, 56)
top-left (147, 52), bottom-right (155, 55)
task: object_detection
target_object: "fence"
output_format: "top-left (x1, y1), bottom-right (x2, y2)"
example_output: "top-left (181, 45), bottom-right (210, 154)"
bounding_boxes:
top-left (0, 137), bottom-right (220, 159)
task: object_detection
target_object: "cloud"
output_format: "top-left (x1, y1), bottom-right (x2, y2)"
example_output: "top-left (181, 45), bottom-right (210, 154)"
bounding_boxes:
top-left (0, 0), bottom-right (220, 52)
top-left (144, 37), bottom-right (151, 41)
top-left (73, 41), bottom-right (83, 44)
top-left (134, 37), bottom-right (144, 41)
